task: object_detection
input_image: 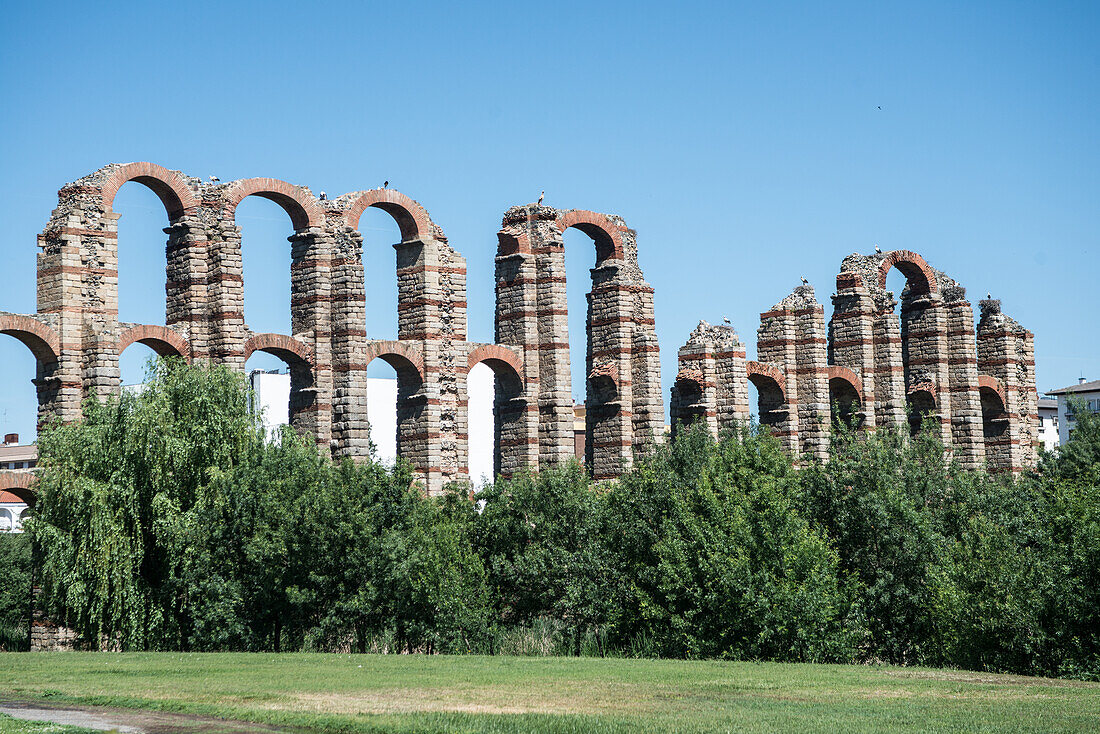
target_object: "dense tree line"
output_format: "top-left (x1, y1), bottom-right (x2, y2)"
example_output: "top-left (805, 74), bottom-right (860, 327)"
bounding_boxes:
top-left (5, 359), bottom-right (1099, 678)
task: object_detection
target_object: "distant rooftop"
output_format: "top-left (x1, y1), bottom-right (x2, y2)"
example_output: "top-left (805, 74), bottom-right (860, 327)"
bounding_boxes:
top-left (1047, 378), bottom-right (1100, 396)
top-left (1038, 397), bottom-right (1057, 408)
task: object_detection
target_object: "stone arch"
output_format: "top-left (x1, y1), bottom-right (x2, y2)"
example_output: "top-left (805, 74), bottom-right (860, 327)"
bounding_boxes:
top-left (244, 334), bottom-right (317, 435)
top-left (907, 382), bottom-right (939, 437)
top-left (243, 333), bottom-right (314, 366)
top-left (747, 361), bottom-right (788, 427)
top-left (118, 325), bottom-right (190, 360)
top-left (0, 472), bottom-right (36, 506)
top-left (467, 344), bottom-right (524, 378)
top-left (0, 314), bottom-right (59, 366)
top-left (978, 375), bottom-right (1009, 442)
top-left (364, 340), bottom-right (427, 472)
top-left (977, 374), bottom-right (1006, 407)
top-left (556, 210), bottom-right (625, 264)
top-left (343, 189), bottom-right (435, 243)
top-left (100, 162), bottom-right (198, 221)
top-left (365, 341), bottom-right (425, 384)
top-left (877, 250), bottom-right (939, 296)
top-left (224, 178), bottom-right (323, 230)
top-left (828, 365), bottom-right (863, 428)
top-left (672, 368), bottom-right (708, 430)
top-left (467, 345), bottom-right (528, 479)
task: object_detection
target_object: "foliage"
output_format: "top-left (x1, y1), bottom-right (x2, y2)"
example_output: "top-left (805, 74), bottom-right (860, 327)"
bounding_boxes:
top-left (602, 423), bottom-right (861, 662)
top-left (22, 358), bottom-right (1100, 679)
top-left (0, 533), bottom-right (31, 650)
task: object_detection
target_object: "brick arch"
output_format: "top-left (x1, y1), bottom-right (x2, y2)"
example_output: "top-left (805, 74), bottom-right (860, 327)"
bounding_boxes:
top-left (118, 325), bottom-right (190, 360)
top-left (556, 210), bottom-right (626, 264)
top-left (0, 314), bottom-right (60, 365)
top-left (100, 162), bottom-right (198, 221)
top-left (243, 333), bottom-right (314, 366)
top-left (674, 367), bottom-right (707, 392)
top-left (827, 365), bottom-right (863, 402)
top-left (877, 250), bottom-right (939, 297)
top-left (224, 178), bottom-right (323, 230)
top-left (467, 344), bottom-right (524, 379)
top-left (977, 374), bottom-right (1006, 407)
top-left (0, 472), bottom-right (36, 505)
top-left (746, 360), bottom-right (787, 397)
top-left (365, 340), bottom-right (425, 384)
top-left (343, 189), bottom-right (435, 243)
top-left (907, 380), bottom-right (938, 403)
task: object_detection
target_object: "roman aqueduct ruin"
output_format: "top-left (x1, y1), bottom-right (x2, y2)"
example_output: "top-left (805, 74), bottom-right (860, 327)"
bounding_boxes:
top-left (0, 162), bottom-right (1037, 502)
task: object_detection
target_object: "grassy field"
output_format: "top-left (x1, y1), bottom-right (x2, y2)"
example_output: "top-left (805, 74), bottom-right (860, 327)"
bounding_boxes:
top-left (1, 653), bottom-right (1099, 733)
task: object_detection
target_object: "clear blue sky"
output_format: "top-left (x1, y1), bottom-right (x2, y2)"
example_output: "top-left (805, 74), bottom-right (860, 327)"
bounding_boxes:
top-left (0, 0), bottom-right (1096, 441)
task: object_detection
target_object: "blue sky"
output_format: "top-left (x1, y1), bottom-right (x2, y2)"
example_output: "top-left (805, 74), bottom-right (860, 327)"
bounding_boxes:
top-left (0, 0), bottom-right (1096, 440)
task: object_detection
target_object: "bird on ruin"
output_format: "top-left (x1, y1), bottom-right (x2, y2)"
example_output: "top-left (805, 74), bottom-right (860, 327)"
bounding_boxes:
top-left (987, 292), bottom-right (992, 299)
top-left (319, 191), bottom-right (327, 200)
top-left (538, 190), bottom-right (545, 206)
top-left (383, 181), bottom-right (389, 189)
top-left (801, 276), bottom-right (809, 285)
top-left (875, 244), bottom-right (882, 253)
top-left (723, 317), bottom-right (731, 324)
top-left (209, 175), bottom-right (219, 182)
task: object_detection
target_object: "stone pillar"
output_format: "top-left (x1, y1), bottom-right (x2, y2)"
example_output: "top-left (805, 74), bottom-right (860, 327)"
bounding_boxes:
top-left (328, 219), bottom-right (370, 460)
top-left (941, 280), bottom-right (984, 469)
top-left (977, 299), bottom-right (1037, 472)
top-left (671, 321), bottom-right (748, 438)
top-left (830, 268), bottom-right (877, 428)
top-left (901, 290), bottom-right (952, 447)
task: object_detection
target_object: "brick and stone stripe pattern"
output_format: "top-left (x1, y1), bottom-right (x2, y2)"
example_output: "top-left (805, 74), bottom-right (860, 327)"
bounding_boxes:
top-left (494, 205), bottom-right (664, 481)
top-left (674, 250), bottom-right (1036, 472)
top-left (10, 163), bottom-right (669, 495)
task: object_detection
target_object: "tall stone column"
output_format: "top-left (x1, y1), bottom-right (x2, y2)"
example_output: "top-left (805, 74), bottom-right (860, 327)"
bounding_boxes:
top-left (830, 267), bottom-right (878, 428)
top-left (977, 299), bottom-right (1036, 473)
top-left (941, 280), bottom-right (984, 469)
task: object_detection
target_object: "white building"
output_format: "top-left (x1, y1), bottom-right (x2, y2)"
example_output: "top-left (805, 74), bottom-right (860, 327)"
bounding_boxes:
top-left (249, 368), bottom-right (496, 488)
top-left (1046, 378), bottom-right (1100, 446)
top-left (1037, 397), bottom-right (1059, 453)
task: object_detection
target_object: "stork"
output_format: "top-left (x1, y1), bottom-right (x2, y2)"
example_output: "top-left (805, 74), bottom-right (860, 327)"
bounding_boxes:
top-left (537, 190), bottom-right (544, 206)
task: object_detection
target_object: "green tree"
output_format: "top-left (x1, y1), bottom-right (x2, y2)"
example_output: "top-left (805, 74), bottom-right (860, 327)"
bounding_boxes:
top-left (605, 423), bottom-right (861, 662)
top-left (29, 358), bottom-right (262, 649)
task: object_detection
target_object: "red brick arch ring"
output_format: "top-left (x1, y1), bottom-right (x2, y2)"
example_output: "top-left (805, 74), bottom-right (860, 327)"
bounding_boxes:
top-left (0, 471), bottom-right (36, 505)
top-left (827, 365), bottom-right (863, 403)
top-left (978, 374), bottom-right (1007, 407)
top-left (0, 313), bottom-right (60, 366)
top-left (467, 344), bottom-right (525, 394)
top-left (224, 178), bottom-right (324, 231)
top-left (99, 162), bottom-right (199, 221)
top-left (365, 341), bottom-right (425, 386)
top-left (746, 361), bottom-right (787, 398)
top-left (907, 380), bottom-right (939, 403)
top-left (343, 189), bottom-right (436, 243)
top-left (556, 210), bottom-right (626, 264)
top-left (244, 334), bottom-right (314, 368)
top-left (118, 325), bottom-right (190, 360)
top-left (877, 250), bottom-right (939, 297)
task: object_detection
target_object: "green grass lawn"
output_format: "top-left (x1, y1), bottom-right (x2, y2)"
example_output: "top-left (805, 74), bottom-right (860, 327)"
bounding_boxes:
top-left (1, 653), bottom-right (1098, 733)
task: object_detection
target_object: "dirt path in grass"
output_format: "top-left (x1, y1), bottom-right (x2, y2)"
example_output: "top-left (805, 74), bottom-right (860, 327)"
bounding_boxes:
top-left (0, 699), bottom-right (308, 733)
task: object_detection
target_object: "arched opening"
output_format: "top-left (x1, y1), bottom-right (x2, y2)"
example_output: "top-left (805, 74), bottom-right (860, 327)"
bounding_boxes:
top-left (560, 228), bottom-right (593, 412)
top-left (365, 346), bottom-right (425, 469)
top-left (237, 196), bottom-right (296, 335)
top-left (467, 352), bottom-right (525, 483)
top-left (359, 207), bottom-right (401, 342)
top-left (980, 386), bottom-right (1009, 440)
top-left (747, 363), bottom-right (787, 435)
top-left (119, 341), bottom-right (160, 391)
top-left (0, 336), bottom-right (40, 443)
top-left (829, 377), bottom-right (862, 429)
top-left (907, 389), bottom-right (937, 437)
top-left (243, 335), bottom-right (315, 441)
top-left (113, 182), bottom-right (177, 325)
top-left (367, 359), bottom-right (400, 466)
top-left (467, 362), bottom-right (495, 486)
top-left (671, 374), bottom-right (706, 435)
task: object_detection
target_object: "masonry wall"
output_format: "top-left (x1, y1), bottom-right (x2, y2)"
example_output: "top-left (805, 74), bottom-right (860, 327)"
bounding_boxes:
top-left (674, 250), bottom-right (1037, 473)
top-left (3, 163), bottom-right (665, 497)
